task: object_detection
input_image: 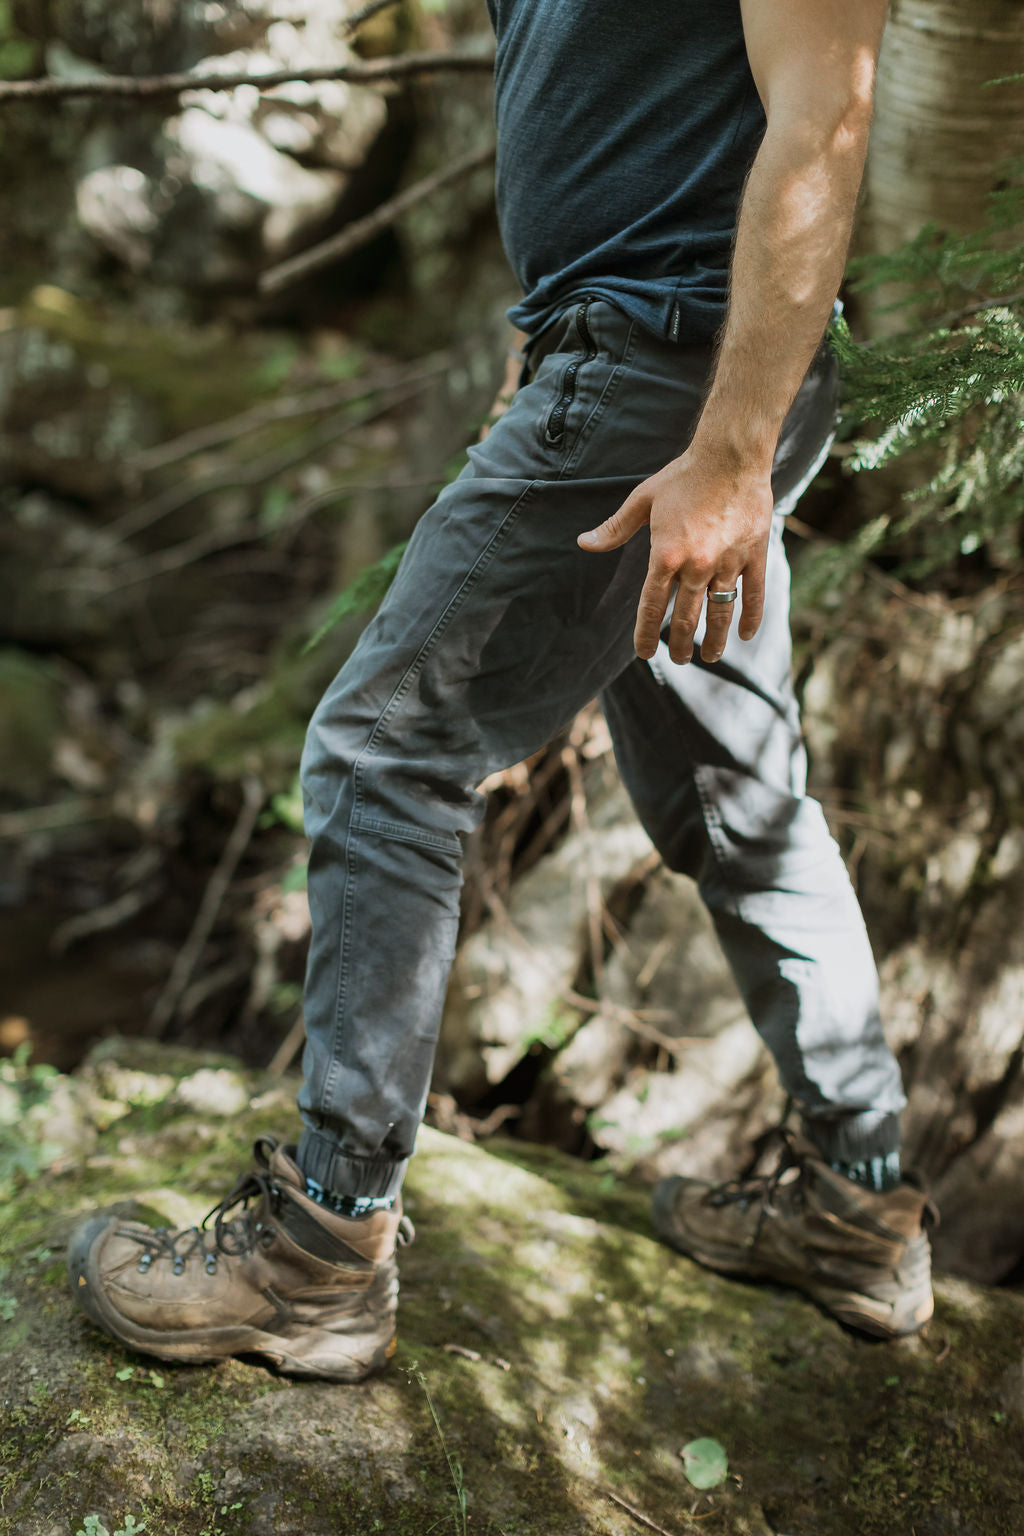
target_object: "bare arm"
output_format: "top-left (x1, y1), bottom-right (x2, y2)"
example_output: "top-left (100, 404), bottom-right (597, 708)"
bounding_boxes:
top-left (579, 0), bottom-right (889, 663)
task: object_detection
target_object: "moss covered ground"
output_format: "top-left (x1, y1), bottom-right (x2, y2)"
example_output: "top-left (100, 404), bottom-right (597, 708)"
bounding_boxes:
top-left (1, 1039), bottom-right (1022, 1536)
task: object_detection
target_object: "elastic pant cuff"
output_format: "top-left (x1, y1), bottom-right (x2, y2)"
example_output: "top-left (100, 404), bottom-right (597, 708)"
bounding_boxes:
top-left (296, 1130), bottom-right (408, 1201)
top-left (799, 1109), bottom-right (902, 1166)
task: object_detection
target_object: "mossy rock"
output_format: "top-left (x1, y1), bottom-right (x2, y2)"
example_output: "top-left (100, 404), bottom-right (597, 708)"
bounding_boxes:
top-left (17, 287), bottom-right (295, 434)
top-left (1, 1039), bottom-right (1022, 1536)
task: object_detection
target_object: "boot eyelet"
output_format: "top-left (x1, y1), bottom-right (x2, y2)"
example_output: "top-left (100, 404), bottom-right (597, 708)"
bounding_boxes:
top-left (205, 1255), bottom-right (217, 1275)
top-left (138, 1253), bottom-right (153, 1274)
top-left (172, 1257), bottom-right (185, 1276)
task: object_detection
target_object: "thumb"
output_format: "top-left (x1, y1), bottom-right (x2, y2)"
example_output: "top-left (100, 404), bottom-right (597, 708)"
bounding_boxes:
top-left (578, 487), bottom-right (651, 551)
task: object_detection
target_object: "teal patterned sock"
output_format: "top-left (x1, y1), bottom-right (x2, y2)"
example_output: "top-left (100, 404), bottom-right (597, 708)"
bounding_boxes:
top-left (303, 1176), bottom-right (395, 1219)
top-left (832, 1152), bottom-right (902, 1193)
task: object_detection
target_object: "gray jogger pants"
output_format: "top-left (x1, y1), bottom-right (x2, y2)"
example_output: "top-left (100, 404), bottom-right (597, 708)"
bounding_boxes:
top-left (296, 298), bottom-right (906, 1199)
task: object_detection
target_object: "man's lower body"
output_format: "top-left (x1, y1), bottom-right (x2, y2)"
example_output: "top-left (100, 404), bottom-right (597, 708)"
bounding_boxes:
top-left (69, 301), bottom-right (932, 1373)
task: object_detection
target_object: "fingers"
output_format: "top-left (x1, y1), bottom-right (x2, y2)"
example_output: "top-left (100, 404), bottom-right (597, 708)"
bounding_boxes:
top-left (738, 563), bottom-right (765, 642)
top-left (633, 564), bottom-right (678, 660)
top-left (665, 582), bottom-right (711, 665)
top-left (699, 576), bottom-right (742, 662)
top-left (579, 485), bottom-right (651, 551)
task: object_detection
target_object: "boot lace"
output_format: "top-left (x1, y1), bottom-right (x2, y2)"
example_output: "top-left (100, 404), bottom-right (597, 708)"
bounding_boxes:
top-left (701, 1130), bottom-right (807, 1247)
top-left (125, 1137), bottom-right (280, 1277)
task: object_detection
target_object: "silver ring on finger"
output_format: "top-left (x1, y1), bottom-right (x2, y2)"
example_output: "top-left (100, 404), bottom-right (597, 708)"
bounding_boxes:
top-left (708, 587), bottom-right (739, 604)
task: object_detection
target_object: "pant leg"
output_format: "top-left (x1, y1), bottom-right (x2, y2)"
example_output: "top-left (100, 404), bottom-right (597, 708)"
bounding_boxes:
top-left (298, 299), bottom-right (719, 1197)
top-left (600, 352), bottom-right (906, 1166)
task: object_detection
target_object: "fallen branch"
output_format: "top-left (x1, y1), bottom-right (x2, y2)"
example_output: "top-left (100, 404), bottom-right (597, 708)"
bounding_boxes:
top-left (150, 776), bottom-right (264, 1037)
top-left (48, 374), bottom-right (443, 593)
top-left (563, 731), bottom-right (605, 989)
top-left (107, 358), bottom-right (452, 544)
top-left (0, 798), bottom-right (116, 840)
top-left (126, 354), bottom-right (452, 480)
top-left (267, 1013), bottom-right (307, 1077)
top-left (0, 45), bottom-right (494, 105)
top-left (51, 884), bottom-right (158, 954)
top-left (260, 141), bottom-right (495, 294)
top-left (442, 1344), bottom-right (482, 1363)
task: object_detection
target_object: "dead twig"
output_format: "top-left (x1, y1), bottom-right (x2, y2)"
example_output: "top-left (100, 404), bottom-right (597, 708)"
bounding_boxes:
top-left (51, 378), bottom-right (441, 594)
top-left (178, 958), bottom-right (251, 1021)
top-left (260, 142), bottom-right (496, 294)
top-left (0, 45), bottom-right (494, 105)
top-left (0, 798), bottom-right (116, 840)
top-left (602, 1489), bottom-right (682, 1536)
top-left (150, 775), bottom-right (264, 1037)
top-left (442, 1344), bottom-right (482, 1363)
top-left (477, 881), bottom-right (691, 1059)
top-left (635, 934), bottom-right (674, 991)
top-left (51, 884), bottom-right (158, 954)
top-left (563, 735), bottom-right (605, 990)
top-left (106, 364), bottom-right (448, 547)
top-left (125, 355), bottom-right (452, 483)
top-left (426, 1091), bottom-right (521, 1142)
top-left (267, 1013), bottom-right (307, 1077)
top-left (282, 473), bottom-right (446, 523)
top-left (560, 987), bottom-right (698, 1058)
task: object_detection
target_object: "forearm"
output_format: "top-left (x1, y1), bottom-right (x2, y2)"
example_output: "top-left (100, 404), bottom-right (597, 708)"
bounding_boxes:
top-left (692, 108), bottom-right (874, 473)
top-left (579, 0), bottom-right (888, 665)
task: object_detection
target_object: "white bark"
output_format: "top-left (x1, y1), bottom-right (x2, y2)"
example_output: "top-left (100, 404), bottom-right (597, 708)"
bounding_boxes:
top-left (866, 0), bottom-right (1024, 250)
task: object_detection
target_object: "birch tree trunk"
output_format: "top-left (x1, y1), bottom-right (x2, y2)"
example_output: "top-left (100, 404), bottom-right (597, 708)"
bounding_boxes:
top-left (865, 0), bottom-right (1024, 250)
top-left (832, 0), bottom-right (1024, 1281)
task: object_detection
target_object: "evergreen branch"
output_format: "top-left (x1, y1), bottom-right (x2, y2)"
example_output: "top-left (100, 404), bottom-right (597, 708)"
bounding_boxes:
top-left (0, 45), bottom-right (495, 105)
top-left (302, 541), bottom-right (408, 653)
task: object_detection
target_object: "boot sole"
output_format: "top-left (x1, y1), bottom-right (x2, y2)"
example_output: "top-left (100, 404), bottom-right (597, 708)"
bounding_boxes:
top-left (651, 1186), bottom-right (934, 1340)
top-left (67, 1215), bottom-right (396, 1383)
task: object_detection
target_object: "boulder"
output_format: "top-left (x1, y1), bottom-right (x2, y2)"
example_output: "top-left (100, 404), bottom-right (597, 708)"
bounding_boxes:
top-left (1, 1038), bottom-right (1022, 1536)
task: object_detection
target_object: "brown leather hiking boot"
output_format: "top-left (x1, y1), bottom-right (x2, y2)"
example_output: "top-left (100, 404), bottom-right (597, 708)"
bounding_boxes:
top-left (67, 1136), bottom-right (413, 1381)
top-left (652, 1135), bottom-right (934, 1339)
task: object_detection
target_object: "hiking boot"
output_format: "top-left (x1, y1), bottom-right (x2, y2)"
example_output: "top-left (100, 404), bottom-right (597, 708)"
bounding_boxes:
top-left (651, 1135), bottom-right (934, 1339)
top-left (67, 1136), bottom-right (413, 1381)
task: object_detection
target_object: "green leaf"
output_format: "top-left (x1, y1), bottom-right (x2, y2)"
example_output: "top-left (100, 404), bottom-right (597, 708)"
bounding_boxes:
top-left (75, 1518), bottom-right (109, 1536)
top-left (115, 1366), bottom-right (134, 1381)
top-left (0, 1295), bottom-right (18, 1322)
top-left (268, 775), bottom-right (304, 834)
top-left (301, 541), bottom-right (408, 654)
top-left (680, 1436), bottom-right (729, 1490)
top-left (281, 861), bottom-right (308, 893)
top-left (259, 483), bottom-right (291, 531)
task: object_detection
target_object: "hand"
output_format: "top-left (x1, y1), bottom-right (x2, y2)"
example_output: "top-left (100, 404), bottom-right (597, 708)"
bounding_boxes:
top-left (577, 448), bottom-right (775, 664)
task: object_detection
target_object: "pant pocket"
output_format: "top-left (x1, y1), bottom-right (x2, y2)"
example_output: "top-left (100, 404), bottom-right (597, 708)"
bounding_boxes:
top-left (539, 297), bottom-right (597, 450)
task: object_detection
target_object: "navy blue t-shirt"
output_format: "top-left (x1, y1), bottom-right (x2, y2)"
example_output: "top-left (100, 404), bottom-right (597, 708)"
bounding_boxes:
top-left (487, 0), bottom-right (766, 342)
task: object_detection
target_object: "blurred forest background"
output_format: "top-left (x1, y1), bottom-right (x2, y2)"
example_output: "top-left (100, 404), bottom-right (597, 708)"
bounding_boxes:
top-left (2, 0), bottom-right (1024, 1286)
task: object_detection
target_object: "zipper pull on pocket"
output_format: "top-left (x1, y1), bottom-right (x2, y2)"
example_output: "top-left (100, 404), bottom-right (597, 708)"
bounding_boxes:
top-left (544, 298), bottom-right (598, 447)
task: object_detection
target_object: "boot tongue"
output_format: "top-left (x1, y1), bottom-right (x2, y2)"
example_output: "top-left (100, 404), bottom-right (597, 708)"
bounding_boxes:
top-left (265, 1141), bottom-right (306, 1194)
